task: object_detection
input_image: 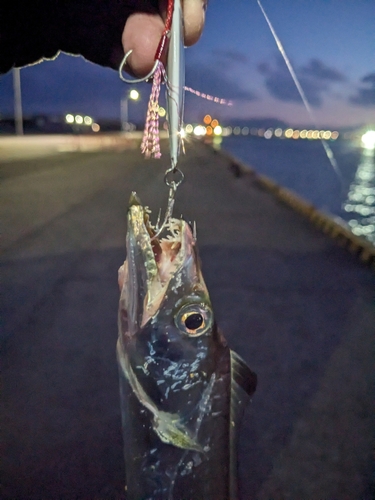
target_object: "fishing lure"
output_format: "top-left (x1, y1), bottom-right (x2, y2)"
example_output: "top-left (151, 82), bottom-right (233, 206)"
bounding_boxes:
top-left (117, 3), bottom-right (257, 498)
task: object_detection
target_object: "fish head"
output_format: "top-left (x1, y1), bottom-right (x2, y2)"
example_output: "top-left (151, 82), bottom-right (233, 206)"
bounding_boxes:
top-left (119, 192), bottom-right (212, 337)
top-left (118, 193), bottom-right (225, 409)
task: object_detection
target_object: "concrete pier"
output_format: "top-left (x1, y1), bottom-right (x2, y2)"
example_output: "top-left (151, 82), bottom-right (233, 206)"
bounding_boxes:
top-left (1, 139), bottom-right (374, 499)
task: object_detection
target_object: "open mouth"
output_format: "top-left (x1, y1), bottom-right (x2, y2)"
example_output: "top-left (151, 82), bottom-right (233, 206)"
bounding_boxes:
top-left (120, 192), bottom-right (195, 327)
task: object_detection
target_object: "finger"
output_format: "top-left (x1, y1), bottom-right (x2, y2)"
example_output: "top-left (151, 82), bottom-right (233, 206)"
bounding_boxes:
top-left (121, 1), bottom-right (206, 78)
top-left (122, 12), bottom-right (164, 77)
top-left (182, 0), bottom-right (207, 46)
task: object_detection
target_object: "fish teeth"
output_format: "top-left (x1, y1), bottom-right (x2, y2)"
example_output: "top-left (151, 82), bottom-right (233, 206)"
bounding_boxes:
top-left (155, 208), bottom-right (161, 230)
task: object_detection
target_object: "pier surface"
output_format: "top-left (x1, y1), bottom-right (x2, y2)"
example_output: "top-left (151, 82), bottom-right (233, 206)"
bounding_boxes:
top-left (1, 139), bottom-right (374, 499)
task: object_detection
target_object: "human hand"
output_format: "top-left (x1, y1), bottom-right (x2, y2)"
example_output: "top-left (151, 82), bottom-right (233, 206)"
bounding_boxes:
top-left (122, 0), bottom-right (207, 77)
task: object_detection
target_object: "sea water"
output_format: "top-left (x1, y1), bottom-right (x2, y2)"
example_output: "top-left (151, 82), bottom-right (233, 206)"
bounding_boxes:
top-left (221, 136), bottom-right (375, 245)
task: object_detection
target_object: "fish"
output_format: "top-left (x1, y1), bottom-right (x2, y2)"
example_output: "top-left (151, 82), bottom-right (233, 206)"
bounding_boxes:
top-left (117, 193), bottom-right (257, 500)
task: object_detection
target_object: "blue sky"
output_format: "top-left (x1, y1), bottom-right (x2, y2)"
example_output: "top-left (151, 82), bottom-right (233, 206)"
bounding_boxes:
top-left (0, 0), bottom-right (374, 127)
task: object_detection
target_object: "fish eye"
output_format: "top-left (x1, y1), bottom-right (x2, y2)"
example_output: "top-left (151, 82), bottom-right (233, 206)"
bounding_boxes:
top-left (175, 304), bottom-right (213, 336)
top-left (184, 313), bottom-right (203, 330)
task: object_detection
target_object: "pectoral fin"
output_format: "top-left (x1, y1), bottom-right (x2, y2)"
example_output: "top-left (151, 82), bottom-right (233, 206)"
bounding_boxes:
top-left (153, 411), bottom-right (203, 452)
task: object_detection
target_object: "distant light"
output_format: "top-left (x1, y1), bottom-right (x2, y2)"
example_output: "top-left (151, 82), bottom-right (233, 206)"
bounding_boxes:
top-left (84, 116), bottom-right (93, 125)
top-left (359, 206), bottom-right (371, 216)
top-left (233, 126), bottom-right (241, 135)
top-left (206, 125), bottom-right (213, 136)
top-left (222, 126), bottom-right (232, 137)
top-left (158, 106), bottom-right (166, 117)
top-left (242, 127), bottom-right (249, 135)
top-left (323, 130), bottom-right (331, 140)
top-left (214, 125), bottom-right (222, 135)
top-left (75, 115), bottom-right (83, 124)
top-left (179, 128), bottom-right (186, 138)
top-left (331, 131), bottom-right (339, 140)
top-left (285, 128), bottom-right (293, 138)
top-left (300, 129), bottom-right (307, 139)
top-left (348, 219), bottom-right (358, 226)
top-left (203, 114), bottom-right (212, 125)
top-left (307, 130), bottom-right (313, 139)
top-left (65, 114), bottom-right (74, 124)
top-left (91, 123), bottom-right (100, 132)
top-left (312, 130), bottom-right (319, 139)
top-left (361, 130), bottom-right (375, 149)
top-left (264, 129), bottom-right (273, 139)
top-left (129, 89), bottom-right (140, 100)
top-left (292, 130), bottom-right (300, 139)
top-left (211, 119), bottom-right (219, 128)
top-left (274, 128), bottom-right (282, 137)
top-left (193, 125), bottom-right (206, 136)
top-left (258, 128), bottom-right (265, 137)
top-left (185, 124), bottom-right (193, 134)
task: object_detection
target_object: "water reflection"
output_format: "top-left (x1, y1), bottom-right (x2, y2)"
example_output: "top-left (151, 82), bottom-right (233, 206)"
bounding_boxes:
top-left (343, 147), bottom-right (375, 244)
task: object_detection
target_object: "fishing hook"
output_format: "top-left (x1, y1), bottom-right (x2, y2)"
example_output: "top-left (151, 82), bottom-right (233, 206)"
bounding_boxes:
top-left (151, 166), bottom-right (184, 240)
top-left (119, 50), bottom-right (160, 84)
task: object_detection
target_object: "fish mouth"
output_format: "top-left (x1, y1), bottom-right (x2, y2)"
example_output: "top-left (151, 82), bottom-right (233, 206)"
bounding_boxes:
top-left (119, 192), bottom-right (196, 332)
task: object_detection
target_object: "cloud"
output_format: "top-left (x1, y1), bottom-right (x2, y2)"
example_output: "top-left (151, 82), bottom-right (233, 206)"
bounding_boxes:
top-left (211, 49), bottom-right (249, 65)
top-left (349, 72), bottom-right (375, 107)
top-left (301, 58), bottom-right (346, 82)
top-left (186, 62), bottom-right (257, 101)
top-left (258, 56), bottom-right (345, 108)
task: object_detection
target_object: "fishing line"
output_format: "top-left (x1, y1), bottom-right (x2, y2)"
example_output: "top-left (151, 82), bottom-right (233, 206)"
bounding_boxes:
top-left (256, 0), bottom-right (343, 184)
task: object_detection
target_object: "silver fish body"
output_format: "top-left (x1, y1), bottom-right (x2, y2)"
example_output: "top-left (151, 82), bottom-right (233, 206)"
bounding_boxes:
top-left (117, 194), bottom-right (256, 500)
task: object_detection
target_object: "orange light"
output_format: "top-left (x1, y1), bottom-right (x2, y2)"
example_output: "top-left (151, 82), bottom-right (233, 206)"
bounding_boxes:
top-left (206, 126), bottom-right (213, 136)
top-left (203, 114), bottom-right (212, 125)
top-left (292, 130), bottom-right (300, 139)
top-left (211, 119), bottom-right (219, 128)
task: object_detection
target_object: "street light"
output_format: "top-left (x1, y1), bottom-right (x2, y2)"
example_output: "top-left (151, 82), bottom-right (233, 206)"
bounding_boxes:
top-left (121, 89), bottom-right (140, 131)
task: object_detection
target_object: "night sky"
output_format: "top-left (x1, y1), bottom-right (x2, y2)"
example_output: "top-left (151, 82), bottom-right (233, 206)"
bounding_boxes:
top-left (0, 0), bottom-right (374, 128)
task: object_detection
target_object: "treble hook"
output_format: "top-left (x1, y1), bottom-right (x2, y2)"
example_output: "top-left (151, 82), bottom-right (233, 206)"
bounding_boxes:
top-left (151, 166), bottom-right (184, 240)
